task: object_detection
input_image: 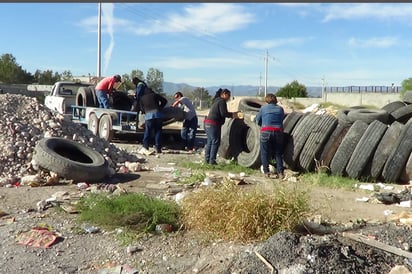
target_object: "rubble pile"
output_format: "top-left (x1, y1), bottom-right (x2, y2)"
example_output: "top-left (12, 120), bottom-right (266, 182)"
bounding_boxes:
top-left (0, 94), bottom-right (138, 184)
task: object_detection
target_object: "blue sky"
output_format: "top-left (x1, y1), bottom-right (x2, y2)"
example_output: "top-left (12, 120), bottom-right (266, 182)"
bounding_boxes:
top-left (1, 3), bottom-right (411, 88)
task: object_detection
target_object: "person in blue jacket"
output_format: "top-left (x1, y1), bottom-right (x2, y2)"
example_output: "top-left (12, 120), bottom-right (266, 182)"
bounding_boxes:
top-left (254, 93), bottom-right (285, 179)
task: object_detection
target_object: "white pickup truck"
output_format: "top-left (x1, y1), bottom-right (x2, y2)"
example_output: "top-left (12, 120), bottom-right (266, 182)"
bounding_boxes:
top-left (44, 81), bottom-right (95, 115)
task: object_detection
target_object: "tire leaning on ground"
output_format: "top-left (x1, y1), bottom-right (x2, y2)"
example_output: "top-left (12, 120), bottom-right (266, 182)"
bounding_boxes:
top-left (33, 137), bottom-right (108, 182)
top-left (236, 115), bottom-right (261, 168)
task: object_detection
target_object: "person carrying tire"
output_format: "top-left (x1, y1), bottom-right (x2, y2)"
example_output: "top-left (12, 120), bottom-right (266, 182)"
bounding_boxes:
top-left (172, 91), bottom-right (198, 151)
top-left (139, 87), bottom-right (168, 153)
top-left (204, 88), bottom-right (238, 165)
top-left (253, 93), bottom-right (285, 179)
top-left (95, 74), bottom-right (122, 109)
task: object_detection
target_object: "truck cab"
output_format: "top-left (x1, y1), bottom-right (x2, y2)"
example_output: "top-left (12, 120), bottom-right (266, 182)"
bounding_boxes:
top-left (45, 81), bottom-right (94, 114)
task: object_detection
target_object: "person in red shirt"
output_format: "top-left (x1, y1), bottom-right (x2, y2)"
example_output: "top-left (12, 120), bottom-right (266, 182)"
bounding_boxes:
top-left (95, 74), bottom-right (121, 109)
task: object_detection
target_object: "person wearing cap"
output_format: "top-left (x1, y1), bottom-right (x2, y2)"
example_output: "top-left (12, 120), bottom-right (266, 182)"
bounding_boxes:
top-left (172, 91), bottom-right (198, 150)
top-left (254, 93), bottom-right (285, 179)
top-left (95, 74), bottom-right (122, 109)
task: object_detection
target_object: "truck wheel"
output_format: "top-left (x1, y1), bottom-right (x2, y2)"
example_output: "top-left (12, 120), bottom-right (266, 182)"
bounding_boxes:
top-left (98, 114), bottom-right (114, 141)
top-left (88, 113), bottom-right (99, 136)
top-left (33, 137), bottom-right (108, 182)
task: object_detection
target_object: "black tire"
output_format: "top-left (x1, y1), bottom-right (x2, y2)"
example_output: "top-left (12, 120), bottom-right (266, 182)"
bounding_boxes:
top-left (399, 153), bottom-right (412, 183)
top-left (345, 120), bottom-right (387, 179)
top-left (390, 104), bottom-right (412, 124)
top-left (88, 113), bottom-right (99, 136)
top-left (319, 122), bottom-right (351, 168)
top-left (381, 101), bottom-right (407, 114)
top-left (238, 98), bottom-right (264, 112)
top-left (99, 114), bottom-right (115, 141)
top-left (346, 109), bottom-right (390, 124)
top-left (283, 111), bottom-right (304, 135)
top-left (283, 113), bottom-right (321, 170)
top-left (33, 137), bottom-right (108, 182)
top-left (112, 91), bottom-right (133, 111)
top-left (237, 115), bottom-right (261, 168)
top-left (161, 106), bottom-right (186, 122)
top-left (382, 119), bottom-right (412, 183)
top-left (403, 91), bottom-right (412, 104)
top-left (218, 118), bottom-right (247, 160)
top-left (330, 120), bottom-right (368, 176)
top-left (337, 109), bottom-right (353, 125)
top-left (298, 114), bottom-right (338, 172)
top-left (370, 121), bottom-right (403, 180)
top-left (77, 87), bottom-right (96, 107)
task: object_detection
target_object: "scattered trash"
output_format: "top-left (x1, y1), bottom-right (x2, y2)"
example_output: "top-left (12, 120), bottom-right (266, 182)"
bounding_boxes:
top-left (17, 227), bottom-right (63, 248)
top-left (383, 210), bottom-right (394, 216)
top-left (98, 264), bottom-right (138, 274)
top-left (118, 165), bottom-right (129, 174)
top-left (152, 166), bottom-right (175, 172)
top-left (126, 245), bottom-right (141, 255)
top-left (20, 174), bottom-right (41, 186)
top-left (356, 184), bottom-right (378, 191)
top-left (155, 224), bottom-right (172, 233)
top-left (201, 177), bottom-right (212, 186)
top-left (77, 182), bottom-right (89, 189)
top-left (356, 197), bottom-right (370, 202)
top-left (138, 147), bottom-right (154, 156)
top-left (84, 226), bottom-right (100, 234)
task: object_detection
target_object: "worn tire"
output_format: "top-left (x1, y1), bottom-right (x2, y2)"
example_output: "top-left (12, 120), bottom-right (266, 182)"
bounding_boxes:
top-left (319, 122), bottom-right (351, 168)
top-left (299, 114), bottom-right (338, 172)
top-left (33, 137), bottom-right (108, 182)
top-left (382, 119), bottom-right (412, 183)
top-left (403, 91), bottom-right (412, 104)
top-left (345, 120), bottom-right (387, 179)
top-left (112, 91), bottom-right (133, 111)
top-left (330, 120), bottom-right (369, 176)
top-left (219, 118), bottom-right (236, 159)
top-left (237, 115), bottom-right (261, 168)
top-left (283, 113), bottom-right (321, 170)
top-left (238, 98), bottom-right (264, 113)
top-left (77, 87), bottom-right (96, 107)
top-left (390, 104), bottom-right (412, 124)
top-left (347, 109), bottom-right (390, 124)
top-left (370, 121), bottom-right (403, 180)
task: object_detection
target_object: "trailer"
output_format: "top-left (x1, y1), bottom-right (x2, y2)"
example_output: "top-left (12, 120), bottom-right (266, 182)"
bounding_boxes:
top-left (71, 105), bottom-right (186, 142)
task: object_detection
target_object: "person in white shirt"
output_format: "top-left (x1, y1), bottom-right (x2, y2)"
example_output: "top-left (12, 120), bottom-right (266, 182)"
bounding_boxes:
top-left (172, 92), bottom-right (198, 150)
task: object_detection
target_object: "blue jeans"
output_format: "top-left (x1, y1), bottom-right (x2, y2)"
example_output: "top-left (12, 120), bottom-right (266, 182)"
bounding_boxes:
top-left (143, 118), bottom-right (162, 151)
top-left (181, 116), bottom-right (198, 149)
top-left (204, 123), bottom-right (221, 164)
top-left (260, 130), bottom-right (284, 174)
top-left (96, 90), bottom-right (110, 109)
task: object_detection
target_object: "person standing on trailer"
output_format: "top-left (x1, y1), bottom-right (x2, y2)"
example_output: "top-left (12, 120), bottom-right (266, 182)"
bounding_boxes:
top-left (95, 74), bottom-right (122, 109)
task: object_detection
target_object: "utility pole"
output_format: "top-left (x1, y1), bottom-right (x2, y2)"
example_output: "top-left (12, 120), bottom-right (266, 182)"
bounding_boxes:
top-left (97, 3), bottom-right (102, 78)
top-left (264, 49), bottom-right (268, 97)
top-left (258, 72), bottom-right (262, 96)
top-left (322, 77), bottom-right (326, 102)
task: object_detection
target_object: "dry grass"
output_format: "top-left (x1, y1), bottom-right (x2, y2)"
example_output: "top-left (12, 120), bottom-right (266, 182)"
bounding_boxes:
top-left (180, 181), bottom-right (308, 243)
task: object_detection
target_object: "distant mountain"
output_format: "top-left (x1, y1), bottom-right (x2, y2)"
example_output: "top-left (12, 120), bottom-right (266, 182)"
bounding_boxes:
top-left (163, 82), bottom-right (322, 98)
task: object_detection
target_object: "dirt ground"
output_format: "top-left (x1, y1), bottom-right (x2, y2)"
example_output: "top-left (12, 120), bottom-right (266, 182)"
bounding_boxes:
top-left (1, 133), bottom-right (412, 274)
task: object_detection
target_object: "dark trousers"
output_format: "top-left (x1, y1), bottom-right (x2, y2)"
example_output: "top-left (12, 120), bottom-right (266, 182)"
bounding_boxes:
top-left (260, 130), bottom-right (284, 174)
top-left (204, 123), bottom-right (221, 164)
top-left (143, 118), bottom-right (162, 151)
top-left (181, 116), bottom-right (198, 149)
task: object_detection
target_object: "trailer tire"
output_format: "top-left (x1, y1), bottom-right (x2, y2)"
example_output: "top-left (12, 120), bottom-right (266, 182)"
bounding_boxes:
top-left (88, 113), bottom-right (99, 136)
top-left (33, 137), bottom-right (108, 182)
top-left (98, 114), bottom-right (114, 141)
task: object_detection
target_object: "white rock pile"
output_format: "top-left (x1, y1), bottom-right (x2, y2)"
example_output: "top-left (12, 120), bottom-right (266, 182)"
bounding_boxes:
top-left (0, 93), bottom-right (138, 185)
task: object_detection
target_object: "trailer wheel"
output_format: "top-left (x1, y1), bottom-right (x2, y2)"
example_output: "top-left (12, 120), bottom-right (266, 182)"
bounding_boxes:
top-left (33, 137), bottom-right (108, 182)
top-left (99, 114), bottom-right (114, 141)
top-left (88, 113), bottom-right (99, 136)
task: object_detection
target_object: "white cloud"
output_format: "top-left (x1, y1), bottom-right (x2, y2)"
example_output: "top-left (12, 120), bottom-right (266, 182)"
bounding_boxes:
top-left (348, 36), bottom-right (398, 48)
top-left (243, 37), bottom-right (308, 50)
top-left (101, 3), bottom-right (115, 74)
top-left (321, 3), bottom-right (412, 23)
top-left (132, 3), bottom-right (255, 36)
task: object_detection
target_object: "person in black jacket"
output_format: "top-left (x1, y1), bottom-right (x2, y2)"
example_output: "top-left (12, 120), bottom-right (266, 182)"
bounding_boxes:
top-left (139, 88), bottom-right (168, 153)
top-left (204, 88), bottom-right (238, 165)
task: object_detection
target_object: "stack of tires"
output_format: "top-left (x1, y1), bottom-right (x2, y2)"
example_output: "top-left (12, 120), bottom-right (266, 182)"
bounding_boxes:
top-left (219, 95), bottom-right (412, 184)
